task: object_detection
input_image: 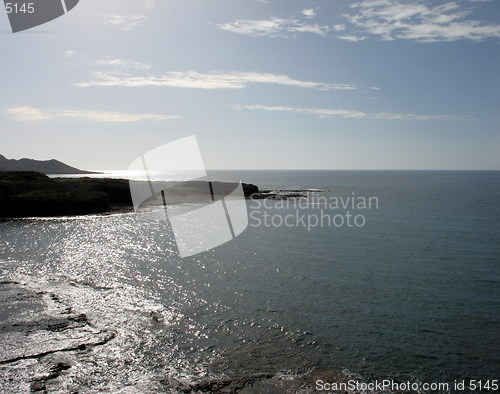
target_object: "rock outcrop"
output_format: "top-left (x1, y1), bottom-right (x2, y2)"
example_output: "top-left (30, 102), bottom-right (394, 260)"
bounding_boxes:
top-left (0, 171), bottom-right (260, 218)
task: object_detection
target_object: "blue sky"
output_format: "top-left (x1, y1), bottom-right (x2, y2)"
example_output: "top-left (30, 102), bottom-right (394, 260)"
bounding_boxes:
top-left (0, 0), bottom-right (499, 170)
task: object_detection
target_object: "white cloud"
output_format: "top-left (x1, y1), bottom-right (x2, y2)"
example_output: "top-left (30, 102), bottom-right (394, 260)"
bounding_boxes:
top-left (3, 106), bottom-right (177, 122)
top-left (217, 10), bottom-right (346, 38)
top-left (73, 71), bottom-right (356, 91)
top-left (235, 104), bottom-right (367, 118)
top-left (233, 104), bottom-right (472, 121)
top-left (216, 17), bottom-right (331, 37)
top-left (302, 8), bottom-right (316, 18)
top-left (4, 106), bottom-right (54, 121)
top-left (337, 34), bottom-right (367, 41)
top-left (64, 50), bottom-right (80, 58)
top-left (101, 14), bottom-right (148, 30)
top-left (372, 112), bottom-right (470, 121)
top-left (344, 0), bottom-right (500, 42)
top-left (92, 59), bottom-right (151, 70)
top-left (65, 50), bottom-right (151, 70)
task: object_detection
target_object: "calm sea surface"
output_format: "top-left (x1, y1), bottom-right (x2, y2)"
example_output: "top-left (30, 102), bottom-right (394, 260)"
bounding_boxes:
top-left (1, 171), bottom-right (499, 389)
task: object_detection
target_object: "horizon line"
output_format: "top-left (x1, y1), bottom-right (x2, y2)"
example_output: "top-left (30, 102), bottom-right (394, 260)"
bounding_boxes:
top-left (87, 168), bottom-right (500, 172)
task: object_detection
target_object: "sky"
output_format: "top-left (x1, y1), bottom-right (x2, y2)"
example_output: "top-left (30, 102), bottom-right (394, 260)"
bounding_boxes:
top-left (0, 0), bottom-right (499, 170)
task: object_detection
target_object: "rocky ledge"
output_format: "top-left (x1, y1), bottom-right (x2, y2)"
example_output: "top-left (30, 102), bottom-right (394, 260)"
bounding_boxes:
top-left (251, 188), bottom-right (325, 200)
top-left (0, 171), bottom-right (322, 218)
top-left (0, 171), bottom-right (259, 218)
top-left (0, 280), bottom-right (115, 393)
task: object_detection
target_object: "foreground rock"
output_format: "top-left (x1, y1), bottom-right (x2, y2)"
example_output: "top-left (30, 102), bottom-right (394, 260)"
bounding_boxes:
top-left (0, 280), bottom-right (373, 393)
top-left (0, 281), bottom-right (115, 393)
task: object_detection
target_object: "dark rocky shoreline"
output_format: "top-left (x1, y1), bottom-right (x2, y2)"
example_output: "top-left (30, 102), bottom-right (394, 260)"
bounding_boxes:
top-left (0, 171), bottom-right (260, 218)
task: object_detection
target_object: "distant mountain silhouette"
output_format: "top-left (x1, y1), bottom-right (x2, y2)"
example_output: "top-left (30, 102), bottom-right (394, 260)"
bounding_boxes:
top-left (0, 154), bottom-right (96, 174)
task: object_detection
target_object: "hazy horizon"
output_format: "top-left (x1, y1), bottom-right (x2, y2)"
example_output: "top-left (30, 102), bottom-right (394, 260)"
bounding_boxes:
top-left (3, 152), bottom-right (500, 172)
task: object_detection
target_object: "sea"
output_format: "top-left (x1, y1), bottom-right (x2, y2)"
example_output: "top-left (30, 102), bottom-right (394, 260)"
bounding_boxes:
top-left (0, 170), bottom-right (499, 392)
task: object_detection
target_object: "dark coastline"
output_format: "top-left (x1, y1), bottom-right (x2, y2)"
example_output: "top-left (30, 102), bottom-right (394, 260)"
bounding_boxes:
top-left (0, 171), bottom-right (259, 218)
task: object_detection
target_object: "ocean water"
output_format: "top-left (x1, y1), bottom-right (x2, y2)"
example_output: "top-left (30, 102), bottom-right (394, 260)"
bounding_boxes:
top-left (1, 171), bottom-right (499, 391)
